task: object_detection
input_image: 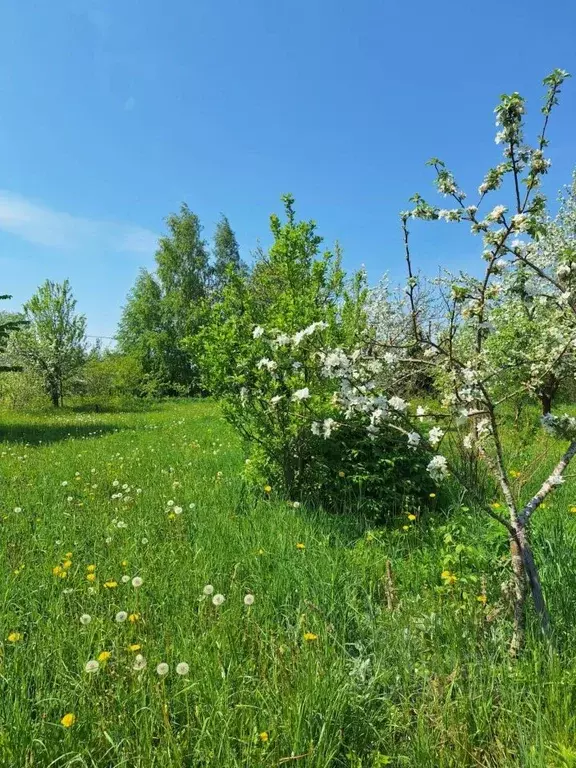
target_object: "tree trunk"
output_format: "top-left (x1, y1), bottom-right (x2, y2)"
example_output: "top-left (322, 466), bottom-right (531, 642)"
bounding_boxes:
top-left (541, 391), bottom-right (553, 416)
top-left (508, 523), bottom-right (550, 656)
top-left (540, 374), bottom-right (559, 416)
top-left (521, 536), bottom-right (550, 635)
top-left (50, 388), bottom-right (60, 408)
top-left (508, 532), bottom-right (526, 657)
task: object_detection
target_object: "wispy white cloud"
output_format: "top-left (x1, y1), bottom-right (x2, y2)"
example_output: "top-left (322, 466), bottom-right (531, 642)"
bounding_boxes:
top-left (0, 190), bottom-right (157, 255)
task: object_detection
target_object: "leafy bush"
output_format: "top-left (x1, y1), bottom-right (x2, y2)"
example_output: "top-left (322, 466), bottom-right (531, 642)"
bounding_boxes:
top-left (79, 353), bottom-right (146, 398)
top-left (199, 196), bottom-right (434, 518)
top-left (0, 370), bottom-right (47, 410)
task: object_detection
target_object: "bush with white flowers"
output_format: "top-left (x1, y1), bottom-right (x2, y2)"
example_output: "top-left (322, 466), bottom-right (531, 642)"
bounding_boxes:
top-left (200, 195), bottom-right (434, 516)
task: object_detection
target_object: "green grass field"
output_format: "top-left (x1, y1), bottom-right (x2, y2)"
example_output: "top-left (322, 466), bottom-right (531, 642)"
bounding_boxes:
top-left (2, 399), bottom-right (576, 767)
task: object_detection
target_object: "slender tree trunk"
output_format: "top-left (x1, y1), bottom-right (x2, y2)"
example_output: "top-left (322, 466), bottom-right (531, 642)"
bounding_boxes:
top-left (521, 535), bottom-right (550, 635)
top-left (540, 374), bottom-right (559, 415)
top-left (508, 531), bottom-right (527, 657)
top-left (508, 521), bottom-right (550, 656)
top-left (50, 388), bottom-right (60, 408)
top-left (541, 391), bottom-right (552, 416)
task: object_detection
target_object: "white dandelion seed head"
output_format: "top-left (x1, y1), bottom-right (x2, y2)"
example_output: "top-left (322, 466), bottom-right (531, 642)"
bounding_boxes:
top-left (80, 614), bottom-right (92, 625)
top-left (173, 506), bottom-right (183, 515)
top-left (132, 576), bottom-right (143, 588)
top-left (133, 654), bottom-right (147, 671)
top-left (156, 662), bottom-right (169, 676)
top-left (244, 594), bottom-right (255, 606)
top-left (115, 611), bottom-right (128, 623)
top-left (212, 593), bottom-right (225, 606)
top-left (203, 584), bottom-right (214, 595)
top-left (176, 662), bottom-right (190, 676)
top-left (84, 659), bottom-right (99, 673)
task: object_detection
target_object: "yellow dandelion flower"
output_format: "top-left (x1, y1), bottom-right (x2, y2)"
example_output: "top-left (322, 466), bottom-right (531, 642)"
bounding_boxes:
top-left (303, 632), bottom-right (318, 642)
top-left (65, 552), bottom-right (73, 559)
top-left (259, 731), bottom-right (269, 743)
top-left (128, 643), bottom-right (141, 652)
top-left (60, 713), bottom-right (76, 728)
top-left (490, 502), bottom-right (502, 510)
top-left (569, 506), bottom-right (576, 514)
top-left (59, 571), bottom-right (68, 579)
top-left (407, 514), bottom-right (417, 521)
top-left (97, 651), bottom-right (112, 662)
top-left (296, 543), bottom-right (305, 550)
top-left (441, 570), bottom-right (457, 585)
top-left (52, 565), bottom-right (63, 576)
top-left (402, 525), bottom-right (410, 531)
top-left (87, 565), bottom-right (96, 573)
top-left (103, 580), bottom-right (118, 589)
top-left (86, 573), bottom-right (96, 582)
top-left (62, 560), bottom-right (72, 570)
top-left (338, 471), bottom-right (345, 478)
top-left (476, 595), bottom-right (488, 604)
top-left (263, 485), bottom-right (272, 493)
top-left (510, 470), bottom-right (521, 479)
top-left (7, 631), bottom-right (22, 643)
top-left (429, 493), bottom-right (436, 498)
top-left (121, 560), bottom-right (128, 568)
top-left (128, 613), bottom-right (140, 623)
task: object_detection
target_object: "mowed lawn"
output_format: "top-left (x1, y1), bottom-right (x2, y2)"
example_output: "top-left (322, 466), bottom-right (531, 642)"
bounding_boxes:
top-left (2, 400), bottom-right (576, 767)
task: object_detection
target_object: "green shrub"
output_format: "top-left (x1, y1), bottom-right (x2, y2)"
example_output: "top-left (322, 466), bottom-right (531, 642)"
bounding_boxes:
top-left (0, 370), bottom-right (47, 410)
top-left (198, 196), bottom-right (433, 518)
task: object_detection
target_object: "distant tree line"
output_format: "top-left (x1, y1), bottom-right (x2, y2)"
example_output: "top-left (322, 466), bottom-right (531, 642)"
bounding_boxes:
top-left (117, 208), bottom-right (246, 395)
top-left (0, 207), bottom-right (248, 407)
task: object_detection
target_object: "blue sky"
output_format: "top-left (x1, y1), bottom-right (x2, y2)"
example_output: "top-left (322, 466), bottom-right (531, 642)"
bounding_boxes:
top-left (1, 0), bottom-right (575, 340)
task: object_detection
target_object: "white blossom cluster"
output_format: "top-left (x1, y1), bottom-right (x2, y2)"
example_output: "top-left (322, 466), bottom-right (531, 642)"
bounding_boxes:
top-left (541, 412), bottom-right (576, 440)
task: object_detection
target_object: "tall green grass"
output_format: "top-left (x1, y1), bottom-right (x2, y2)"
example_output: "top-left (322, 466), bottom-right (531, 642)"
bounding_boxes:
top-left (1, 400), bottom-right (576, 766)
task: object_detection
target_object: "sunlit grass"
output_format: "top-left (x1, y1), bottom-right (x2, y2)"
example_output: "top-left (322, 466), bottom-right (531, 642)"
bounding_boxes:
top-left (1, 399), bottom-right (576, 766)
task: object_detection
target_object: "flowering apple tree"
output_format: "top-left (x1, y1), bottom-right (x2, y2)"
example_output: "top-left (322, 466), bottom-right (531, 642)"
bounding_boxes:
top-left (308, 69), bottom-right (573, 653)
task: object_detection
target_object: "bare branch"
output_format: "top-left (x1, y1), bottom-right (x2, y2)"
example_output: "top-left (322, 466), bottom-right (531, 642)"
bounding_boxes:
top-left (520, 439), bottom-right (576, 524)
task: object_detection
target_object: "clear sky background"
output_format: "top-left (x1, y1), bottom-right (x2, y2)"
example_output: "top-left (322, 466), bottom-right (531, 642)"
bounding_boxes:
top-left (1, 0), bottom-right (575, 340)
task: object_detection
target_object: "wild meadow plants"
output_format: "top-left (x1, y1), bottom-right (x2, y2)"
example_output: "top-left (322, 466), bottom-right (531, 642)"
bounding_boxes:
top-left (2, 400), bottom-right (576, 766)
